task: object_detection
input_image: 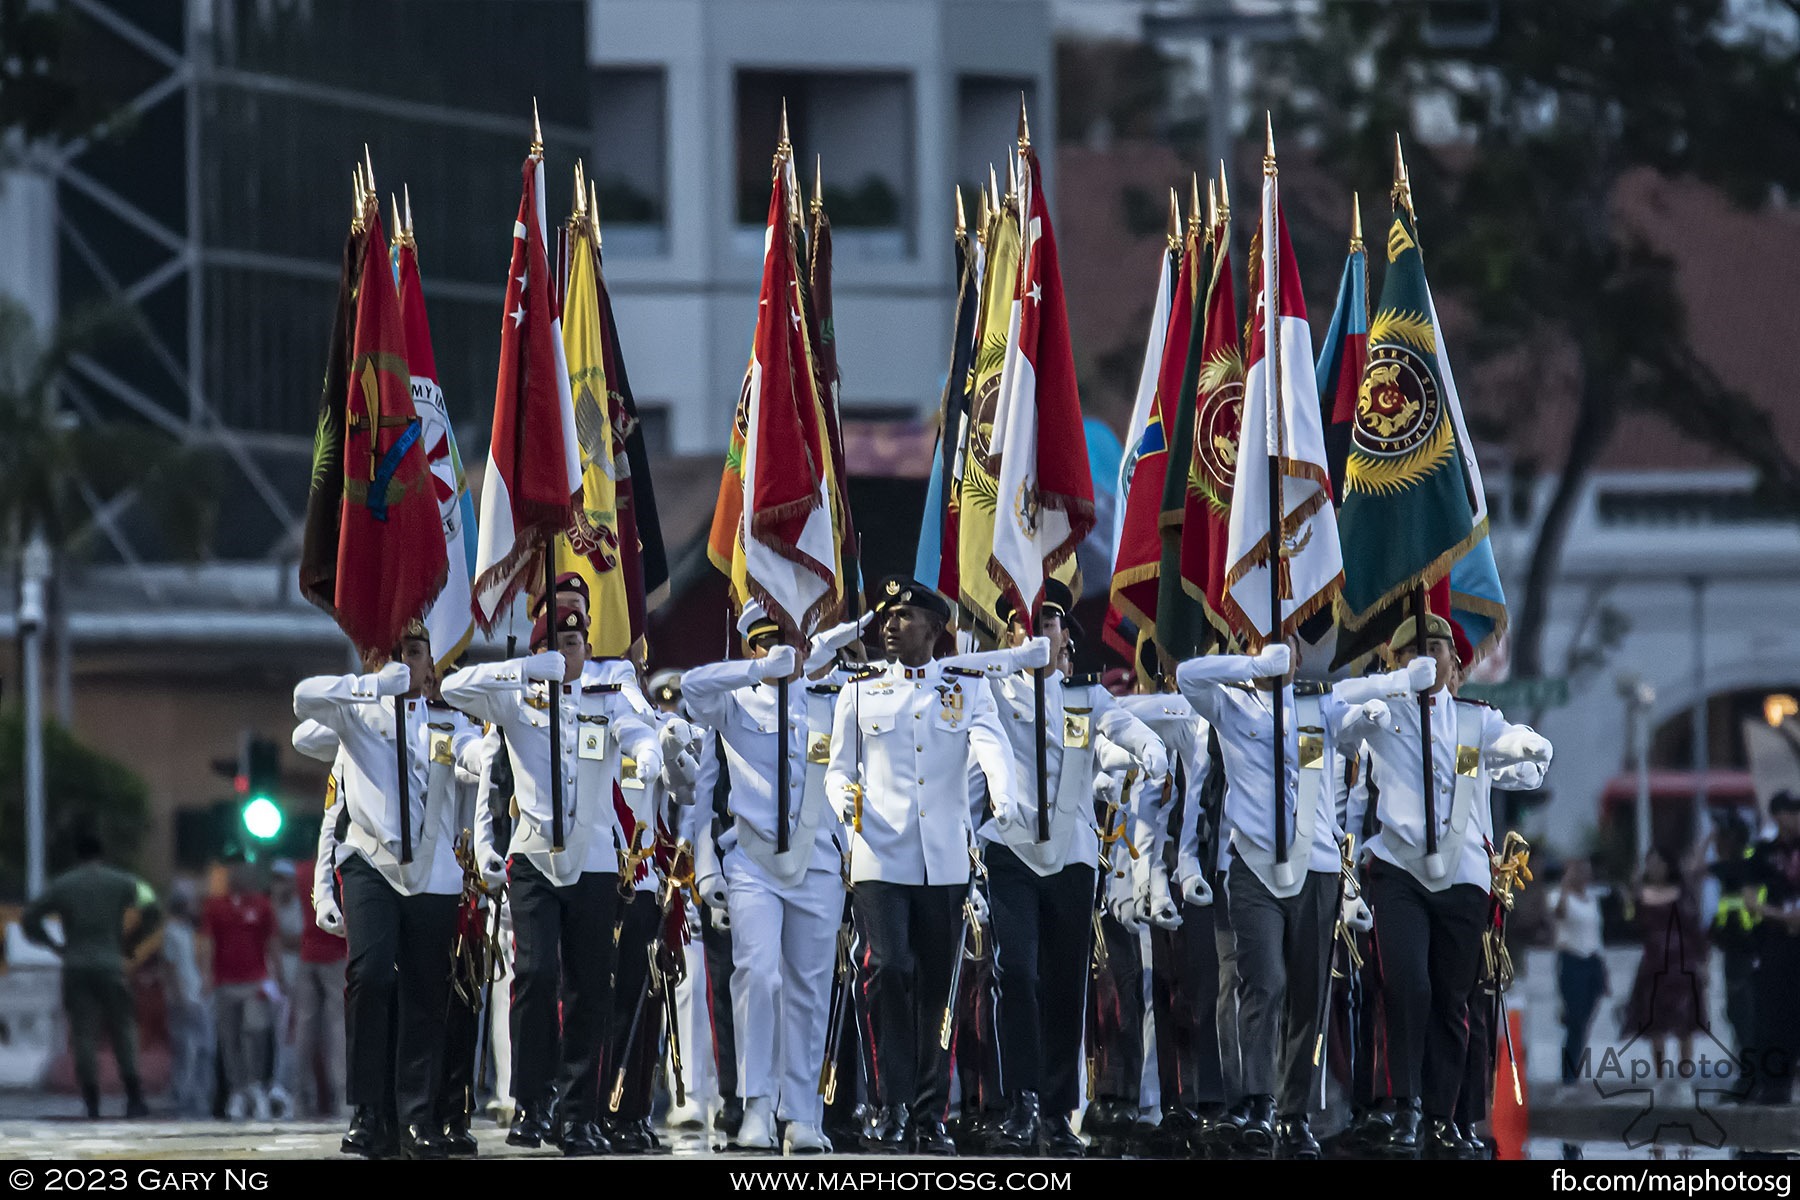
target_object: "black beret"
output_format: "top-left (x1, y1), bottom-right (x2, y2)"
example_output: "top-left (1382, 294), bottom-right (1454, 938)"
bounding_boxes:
top-left (869, 575), bottom-right (951, 623)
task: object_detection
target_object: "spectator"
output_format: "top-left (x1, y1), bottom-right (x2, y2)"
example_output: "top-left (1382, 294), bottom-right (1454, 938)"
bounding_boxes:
top-left (267, 860), bottom-right (303, 1119)
top-left (1746, 792), bottom-right (1800, 1103)
top-left (21, 830), bottom-right (161, 1119)
top-left (1621, 846), bottom-right (1708, 1096)
top-left (1706, 817), bottom-right (1759, 1056)
top-left (201, 857), bottom-right (277, 1121)
top-left (291, 853), bottom-right (348, 1116)
top-left (160, 880), bottom-right (212, 1117)
top-left (1549, 857), bottom-right (1608, 1088)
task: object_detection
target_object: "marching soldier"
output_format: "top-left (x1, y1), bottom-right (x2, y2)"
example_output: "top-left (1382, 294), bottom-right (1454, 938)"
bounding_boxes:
top-left (682, 606), bottom-right (865, 1154)
top-left (1340, 613), bottom-right (1553, 1158)
top-left (824, 577), bottom-right (1019, 1155)
top-left (959, 581), bottom-right (1165, 1157)
top-left (291, 621), bottom-right (481, 1159)
top-left (443, 597), bottom-right (664, 1156)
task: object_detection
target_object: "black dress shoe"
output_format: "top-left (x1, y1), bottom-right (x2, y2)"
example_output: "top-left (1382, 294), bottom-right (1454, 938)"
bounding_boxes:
top-left (506, 1104), bottom-right (554, 1148)
top-left (1147, 1105), bottom-right (1195, 1157)
top-left (864, 1104), bottom-right (909, 1153)
top-left (633, 1118), bottom-right (667, 1154)
top-left (1458, 1124), bottom-right (1493, 1160)
top-left (124, 1084), bottom-right (149, 1120)
top-left (1421, 1117), bottom-right (1470, 1160)
top-left (342, 1106), bottom-right (397, 1158)
top-left (1083, 1099), bottom-right (1131, 1157)
top-left (1041, 1114), bottom-right (1085, 1158)
top-left (1236, 1095), bottom-right (1275, 1157)
top-left (400, 1124), bottom-right (450, 1160)
top-left (440, 1116), bottom-right (480, 1157)
top-left (989, 1092), bottom-right (1041, 1155)
top-left (1328, 1105), bottom-right (1386, 1158)
top-left (1274, 1115), bottom-right (1321, 1160)
top-left (606, 1116), bottom-right (652, 1155)
top-left (715, 1097), bottom-right (745, 1139)
top-left (1377, 1099), bottom-right (1422, 1159)
top-left (560, 1119), bottom-right (612, 1157)
top-left (908, 1118), bottom-right (957, 1156)
top-left (955, 1109), bottom-right (999, 1155)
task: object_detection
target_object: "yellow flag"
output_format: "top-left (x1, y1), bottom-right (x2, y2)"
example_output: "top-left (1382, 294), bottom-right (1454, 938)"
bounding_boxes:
top-left (954, 199), bottom-right (1021, 642)
top-left (556, 221), bottom-right (634, 657)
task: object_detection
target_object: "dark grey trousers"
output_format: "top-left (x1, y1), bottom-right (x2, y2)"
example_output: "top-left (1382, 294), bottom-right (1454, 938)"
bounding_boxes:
top-left (1226, 857), bottom-right (1336, 1116)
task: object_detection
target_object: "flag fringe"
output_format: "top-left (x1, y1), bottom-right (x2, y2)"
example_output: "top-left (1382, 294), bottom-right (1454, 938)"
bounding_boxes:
top-left (1450, 587), bottom-right (1510, 668)
top-left (1336, 515), bottom-right (1490, 632)
top-left (1217, 569), bottom-right (1339, 651)
top-left (472, 526), bottom-right (556, 635)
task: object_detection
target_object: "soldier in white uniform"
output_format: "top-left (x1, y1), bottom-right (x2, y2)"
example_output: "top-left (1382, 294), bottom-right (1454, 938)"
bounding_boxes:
top-left (965, 581), bottom-right (1165, 1157)
top-left (1175, 640), bottom-right (1425, 1158)
top-left (682, 607), bottom-right (866, 1155)
top-left (291, 621), bottom-right (481, 1160)
top-left (1339, 614), bottom-right (1552, 1159)
top-left (824, 577), bottom-right (1019, 1156)
top-left (441, 600), bottom-right (664, 1157)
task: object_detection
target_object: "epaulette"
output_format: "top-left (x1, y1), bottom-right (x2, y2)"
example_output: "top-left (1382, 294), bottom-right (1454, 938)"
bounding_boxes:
top-left (582, 682), bottom-right (624, 695)
top-left (1067, 673), bottom-right (1102, 688)
top-left (1223, 681), bottom-right (1256, 694)
top-left (807, 683), bottom-right (844, 696)
top-left (1456, 696), bottom-right (1494, 710)
top-left (945, 666), bottom-right (985, 679)
top-left (1295, 681), bottom-right (1329, 697)
top-left (844, 665), bottom-right (885, 684)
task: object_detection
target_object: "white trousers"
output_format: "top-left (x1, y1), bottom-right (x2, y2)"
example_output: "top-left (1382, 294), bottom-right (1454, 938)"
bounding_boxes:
top-left (674, 934), bottom-right (718, 1113)
top-left (725, 847), bottom-right (844, 1124)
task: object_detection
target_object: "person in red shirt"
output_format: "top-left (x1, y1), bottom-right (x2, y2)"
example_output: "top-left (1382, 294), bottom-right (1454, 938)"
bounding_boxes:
top-left (201, 857), bottom-right (277, 1121)
top-left (291, 856), bottom-right (348, 1116)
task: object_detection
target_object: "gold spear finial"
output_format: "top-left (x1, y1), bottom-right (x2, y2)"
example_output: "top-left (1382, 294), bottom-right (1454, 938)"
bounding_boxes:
top-left (1207, 179), bottom-right (1219, 232)
top-left (402, 183), bottom-right (413, 236)
top-left (1392, 132), bottom-right (1415, 218)
top-left (1166, 187), bottom-right (1180, 249)
top-left (390, 194), bottom-right (402, 242)
top-left (351, 167), bottom-right (366, 234)
top-left (1188, 172), bottom-right (1203, 236)
top-left (1217, 160), bottom-right (1231, 224)
top-left (955, 185), bottom-right (967, 239)
top-left (976, 179), bottom-right (990, 243)
top-left (531, 98), bottom-right (544, 158)
top-left (362, 144), bottom-right (376, 200)
top-left (1262, 112), bottom-right (1277, 176)
top-left (1017, 92), bottom-right (1031, 151)
top-left (1006, 152), bottom-right (1018, 204)
top-left (1350, 192), bottom-right (1364, 254)
top-left (590, 178), bottom-right (602, 250)
top-left (574, 159), bottom-right (588, 219)
top-left (988, 163), bottom-right (1001, 214)
top-left (812, 154), bottom-right (824, 214)
top-left (779, 99), bottom-right (792, 152)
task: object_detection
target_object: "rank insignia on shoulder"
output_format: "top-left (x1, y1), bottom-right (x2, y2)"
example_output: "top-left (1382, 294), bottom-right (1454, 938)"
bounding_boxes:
top-left (845, 665), bottom-right (885, 683)
top-left (1068, 673), bottom-right (1102, 688)
top-left (945, 666), bottom-right (984, 679)
top-left (582, 682), bottom-right (624, 694)
top-left (807, 683), bottom-right (844, 696)
top-left (1295, 681), bottom-right (1329, 697)
top-left (1457, 697), bottom-right (1495, 710)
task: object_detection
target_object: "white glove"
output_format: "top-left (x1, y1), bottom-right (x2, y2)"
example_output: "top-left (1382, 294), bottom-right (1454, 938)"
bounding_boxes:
top-left (524, 650), bottom-right (566, 682)
top-left (633, 746), bottom-right (665, 783)
top-left (480, 852), bottom-right (507, 892)
top-left (709, 903), bottom-right (732, 932)
top-left (1105, 866), bottom-right (1144, 932)
top-left (806, 613), bottom-right (872, 675)
top-left (1359, 699), bottom-right (1392, 726)
top-left (1406, 656), bottom-right (1438, 693)
top-left (1180, 874), bottom-right (1214, 907)
top-left (756, 644), bottom-right (798, 682)
top-left (967, 887), bottom-right (990, 925)
top-left (1093, 772), bottom-right (1122, 810)
top-left (1250, 642), bottom-right (1291, 678)
top-left (314, 895), bottom-right (345, 938)
top-left (1011, 636), bottom-right (1052, 671)
top-left (1341, 894), bottom-right (1374, 934)
top-left (698, 871), bottom-right (729, 910)
top-left (993, 790), bottom-right (1026, 832)
top-left (1147, 868), bottom-right (1182, 930)
top-left (374, 661), bottom-right (412, 696)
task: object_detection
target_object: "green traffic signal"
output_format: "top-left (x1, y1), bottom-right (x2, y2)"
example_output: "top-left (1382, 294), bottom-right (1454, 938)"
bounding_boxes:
top-left (242, 795), bottom-right (284, 841)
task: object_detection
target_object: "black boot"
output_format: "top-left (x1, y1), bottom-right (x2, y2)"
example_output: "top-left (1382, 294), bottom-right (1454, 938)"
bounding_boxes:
top-left (715, 1096), bottom-right (745, 1139)
top-left (907, 1116), bottom-right (957, 1156)
top-left (1084, 1099), bottom-right (1132, 1157)
top-left (123, 1080), bottom-right (149, 1119)
top-left (865, 1103), bottom-right (909, 1153)
top-left (1376, 1098), bottom-right (1422, 1159)
top-left (506, 1103), bottom-right (554, 1148)
top-left (989, 1092), bottom-right (1041, 1155)
top-left (1459, 1123), bottom-right (1494, 1160)
top-left (1148, 1105), bottom-right (1196, 1158)
top-left (80, 1084), bottom-right (100, 1121)
top-left (607, 1116), bottom-right (652, 1155)
top-left (440, 1112), bottom-right (479, 1157)
top-left (1042, 1114), bottom-right (1085, 1158)
top-left (1274, 1115), bottom-right (1321, 1160)
top-left (560, 1119), bottom-right (612, 1157)
top-left (1421, 1116), bottom-right (1469, 1160)
top-left (342, 1105), bottom-right (397, 1158)
top-left (1236, 1095), bottom-right (1276, 1157)
top-left (400, 1124), bottom-right (449, 1160)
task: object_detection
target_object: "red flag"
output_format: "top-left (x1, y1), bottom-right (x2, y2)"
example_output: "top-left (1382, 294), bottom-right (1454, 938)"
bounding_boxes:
top-left (472, 155), bottom-right (582, 631)
top-left (324, 204), bottom-right (447, 655)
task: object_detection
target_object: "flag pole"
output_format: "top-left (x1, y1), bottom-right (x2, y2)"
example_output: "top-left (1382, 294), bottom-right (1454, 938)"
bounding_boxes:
top-left (1019, 96), bottom-right (1051, 845)
top-left (530, 102), bottom-right (566, 856)
top-left (1263, 117), bottom-right (1289, 885)
top-left (775, 102), bottom-right (795, 856)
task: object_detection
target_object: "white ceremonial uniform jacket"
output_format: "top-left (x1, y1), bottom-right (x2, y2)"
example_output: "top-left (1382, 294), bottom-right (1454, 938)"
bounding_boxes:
top-left (682, 658), bottom-right (844, 880)
top-left (824, 659), bottom-right (1017, 887)
top-left (968, 669), bottom-right (1163, 876)
top-left (1118, 693), bottom-right (1213, 894)
top-left (290, 675), bottom-right (481, 896)
top-left (442, 657), bottom-right (662, 887)
top-left (1341, 687), bottom-right (1553, 891)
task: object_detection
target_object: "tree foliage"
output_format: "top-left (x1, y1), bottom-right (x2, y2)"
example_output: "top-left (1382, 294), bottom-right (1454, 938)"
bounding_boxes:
top-left (0, 713), bottom-right (150, 900)
top-left (1257, 0), bottom-right (1800, 675)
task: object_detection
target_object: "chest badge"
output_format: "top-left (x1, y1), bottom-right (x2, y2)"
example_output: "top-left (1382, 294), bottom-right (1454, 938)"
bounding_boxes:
top-left (1062, 713), bottom-right (1091, 749)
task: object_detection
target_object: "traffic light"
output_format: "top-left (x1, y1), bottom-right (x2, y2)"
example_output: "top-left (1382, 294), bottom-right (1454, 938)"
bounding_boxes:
top-left (238, 734), bottom-right (284, 844)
